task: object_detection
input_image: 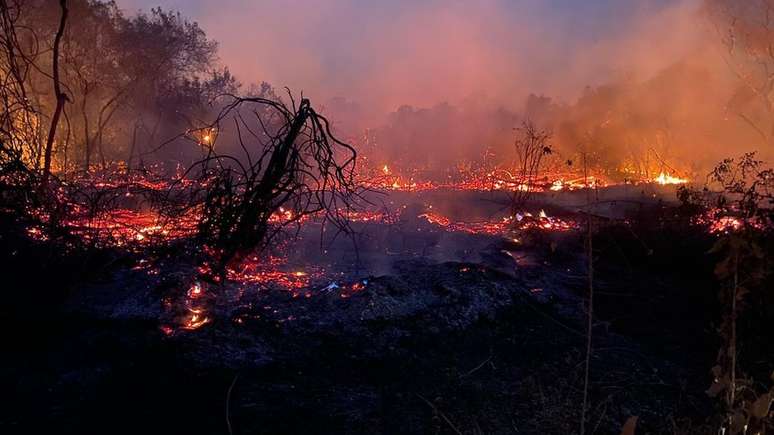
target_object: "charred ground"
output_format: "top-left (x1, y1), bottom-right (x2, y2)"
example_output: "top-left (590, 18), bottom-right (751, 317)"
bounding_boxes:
top-left (3, 187), bottom-right (766, 434)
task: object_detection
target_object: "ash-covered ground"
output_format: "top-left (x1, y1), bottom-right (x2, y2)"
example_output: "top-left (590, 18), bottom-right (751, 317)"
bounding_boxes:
top-left (1, 186), bottom-right (723, 434)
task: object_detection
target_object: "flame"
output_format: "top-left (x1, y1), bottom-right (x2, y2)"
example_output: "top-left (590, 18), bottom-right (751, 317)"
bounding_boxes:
top-left (709, 216), bottom-right (744, 234)
top-left (361, 159), bottom-right (611, 193)
top-left (550, 180), bottom-right (565, 191)
top-left (653, 172), bottom-right (688, 185)
top-left (419, 209), bottom-right (577, 235)
top-left (183, 313), bottom-right (210, 330)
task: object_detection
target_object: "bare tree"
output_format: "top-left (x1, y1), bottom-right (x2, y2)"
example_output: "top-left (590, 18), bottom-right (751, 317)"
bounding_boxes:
top-left (41, 0), bottom-right (68, 187)
top-left (706, 0), bottom-right (774, 145)
top-left (180, 93), bottom-right (360, 276)
top-left (510, 121), bottom-right (552, 213)
top-left (0, 0), bottom-right (43, 161)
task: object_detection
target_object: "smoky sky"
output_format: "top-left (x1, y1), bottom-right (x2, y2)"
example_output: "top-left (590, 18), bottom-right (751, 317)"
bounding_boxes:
top-left (120, 0), bottom-right (706, 118)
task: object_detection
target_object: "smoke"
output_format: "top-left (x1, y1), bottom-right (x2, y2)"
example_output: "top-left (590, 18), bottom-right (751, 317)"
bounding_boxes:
top-left (121, 0), bottom-right (767, 174)
top-left (121, 0), bottom-right (702, 111)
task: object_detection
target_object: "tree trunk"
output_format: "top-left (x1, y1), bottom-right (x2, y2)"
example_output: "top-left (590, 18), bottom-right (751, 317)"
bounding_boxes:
top-left (127, 122), bottom-right (138, 170)
top-left (41, 0), bottom-right (68, 188)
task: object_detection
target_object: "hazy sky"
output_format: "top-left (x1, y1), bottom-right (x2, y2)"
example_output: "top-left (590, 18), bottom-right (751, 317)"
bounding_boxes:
top-left (120, 0), bottom-right (705, 115)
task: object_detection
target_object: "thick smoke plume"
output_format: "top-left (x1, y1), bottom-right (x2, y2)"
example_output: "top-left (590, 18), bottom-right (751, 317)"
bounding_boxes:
top-left (122, 0), bottom-right (769, 175)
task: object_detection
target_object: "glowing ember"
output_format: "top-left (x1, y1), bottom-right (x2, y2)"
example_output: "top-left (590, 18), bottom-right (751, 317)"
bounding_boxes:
top-left (419, 209), bottom-right (578, 235)
top-left (360, 161), bottom-right (608, 193)
top-left (189, 281), bottom-right (204, 297)
top-left (339, 279), bottom-right (369, 298)
top-left (342, 209), bottom-right (400, 224)
top-left (691, 207), bottom-right (768, 235)
top-left (225, 255), bottom-right (325, 296)
top-left (709, 216), bottom-right (744, 234)
top-left (26, 205), bottom-right (201, 248)
top-left (183, 312), bottom-right (210, 330)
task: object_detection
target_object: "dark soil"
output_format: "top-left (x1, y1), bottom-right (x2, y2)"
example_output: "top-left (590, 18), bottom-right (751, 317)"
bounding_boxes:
top-left (2, 190), bottom-right (766, 434)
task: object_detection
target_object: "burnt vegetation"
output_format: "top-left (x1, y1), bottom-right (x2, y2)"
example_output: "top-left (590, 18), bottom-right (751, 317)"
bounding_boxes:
top-left (0, 1), bottom-right (773, 434)
top-left (190, 94), bottom-right (360, 276)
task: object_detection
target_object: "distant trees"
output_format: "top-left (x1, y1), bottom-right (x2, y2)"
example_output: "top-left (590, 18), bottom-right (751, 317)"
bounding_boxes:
top-left (706, 0), bottom-right (774, 146)
top-left (372, 102), bottom-right (518, 175)
top-left (366, 63), bottom-right (732, 181)
top-left (528, 61), bottom-right (744, 180)
top-left (1, 0), bottom-right (237, 177)
top-left (0, 0), bottom-right (35, 162)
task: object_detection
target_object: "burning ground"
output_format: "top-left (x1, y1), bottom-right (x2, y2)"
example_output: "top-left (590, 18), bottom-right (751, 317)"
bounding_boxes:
top-left (2, 178), bottom-right (758, 434)
top-left (3, 0), bottom-right (774, 432)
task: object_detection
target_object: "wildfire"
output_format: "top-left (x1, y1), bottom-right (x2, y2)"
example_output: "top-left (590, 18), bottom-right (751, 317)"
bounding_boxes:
top-left (171, 281), bottom-right (211, 332)
top-left (225, 254), bottom-right (325, 297)
top-left (362, 160), bottom-right (608, 194)
top-left (183, 311), bottom-right (210, 330)
top-left (550, 180), bottom-right (565, 191)
top-left (419, 209), bottom-right (577, 235)
top-left (688, 206), bottom-right (770, 235)
top-left (339, 279), bottom-right (368, 298)
top-left (342, 209), bottom-right (400, 224)
top-left (709, 216), bottom-right (744, 234)
top-left (269, 207), bottom-right (299, 224)
top-left (653, 172), bottom-right (688, 185)
top-left (19, 155), bottom-right (731, 341)
top-left (195, 127), bottom-right (217, 146)
top-left (60, 208), bottom-right (200, 247)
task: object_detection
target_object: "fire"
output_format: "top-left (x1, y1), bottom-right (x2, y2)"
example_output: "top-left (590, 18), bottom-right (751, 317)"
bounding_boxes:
top-left (690, 207), bottom-right (768, 235)
top-left (59, 208), bottom-right (200, 247)
top-left (419, 209), bottom-right (577, 235)
top-left (709, 216), bottom-right (744, 234)
top-left (164, 280), bottom-right (211, 333)
top-left (189, 281), bottom-right (203, 297)
top-left (183, 312), bottom-right (210, 330)
top-left (225, 254), bottom-right (325, 297)
top-left (18, 154), bottom-right (729, 340)
top-left (653, 172), bottom-right (688, 185)
top-left (195, 127), bottom-right (216, 146)
top-left (361, 159), bottom-right (609, 193)
top-left (515, 210), bottom-right (578, 232)
top-left (342, 209), bottom-right (400, 224)
top-left (269, 207), bottom-right (299, 224)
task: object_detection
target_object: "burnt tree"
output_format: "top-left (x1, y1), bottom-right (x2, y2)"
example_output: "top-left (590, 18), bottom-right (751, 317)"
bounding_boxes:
top-left (41, 0), bottom-right (68, 187)
top-left (188, 94), bottom-right (359, 275)
top-left (510, 120), bottom-right (552, 213)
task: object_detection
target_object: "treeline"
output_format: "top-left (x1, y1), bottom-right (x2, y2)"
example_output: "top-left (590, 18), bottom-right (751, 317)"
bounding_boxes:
top-left (1, 0), bottom-right (244, 175)
top-left (362, 58), bottom-right (765, 180)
